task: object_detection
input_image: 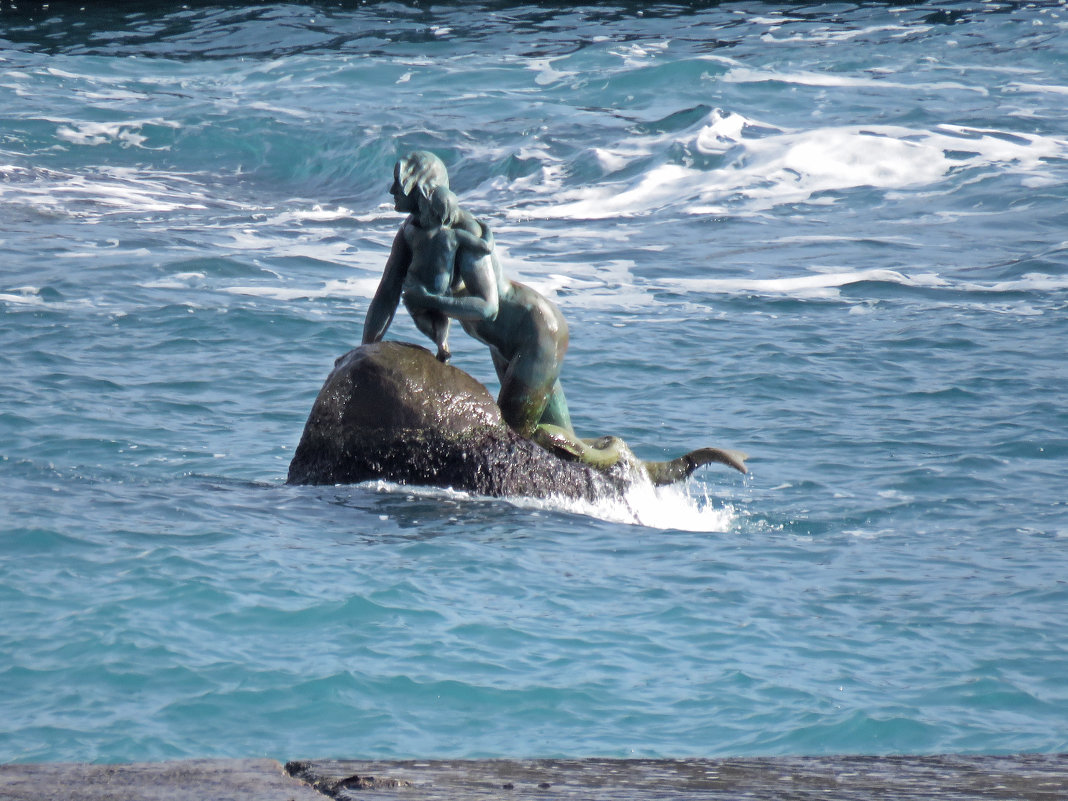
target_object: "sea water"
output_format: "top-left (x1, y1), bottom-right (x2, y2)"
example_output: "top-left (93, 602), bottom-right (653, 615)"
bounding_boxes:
top-left (1, 1), bottom-right (1067, 764)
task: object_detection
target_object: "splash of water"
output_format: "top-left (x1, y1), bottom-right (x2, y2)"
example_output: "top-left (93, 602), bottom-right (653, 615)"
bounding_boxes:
top-left (363, 477), bottom-right (736, 533)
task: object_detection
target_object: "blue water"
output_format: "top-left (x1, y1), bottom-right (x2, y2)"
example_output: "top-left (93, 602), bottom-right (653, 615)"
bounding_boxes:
top-left (2, 1), bottom-right (1067, 765)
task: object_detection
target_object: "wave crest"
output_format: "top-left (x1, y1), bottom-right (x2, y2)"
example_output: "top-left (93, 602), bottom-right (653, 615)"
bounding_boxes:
top-left (501, 109), bottom-right (1068, 220)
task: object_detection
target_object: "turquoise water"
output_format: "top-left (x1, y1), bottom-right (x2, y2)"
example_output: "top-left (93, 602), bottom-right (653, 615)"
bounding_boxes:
top-left (2, 1), bottom-right (1068, 764)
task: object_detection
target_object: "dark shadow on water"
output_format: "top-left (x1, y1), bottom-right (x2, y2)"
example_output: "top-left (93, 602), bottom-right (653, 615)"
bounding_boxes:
top-left (3, 1), bottom-right (1038, 59)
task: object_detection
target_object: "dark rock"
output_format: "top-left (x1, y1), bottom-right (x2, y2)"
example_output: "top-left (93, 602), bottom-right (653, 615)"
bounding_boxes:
top-left (286, 762), bottom-right (413, 799)
top-left (286, 341), bottom-right (626, 501)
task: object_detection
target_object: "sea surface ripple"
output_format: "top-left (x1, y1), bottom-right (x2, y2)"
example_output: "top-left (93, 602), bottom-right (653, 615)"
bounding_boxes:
top-left (1, 1), bottom-right (1067, 763)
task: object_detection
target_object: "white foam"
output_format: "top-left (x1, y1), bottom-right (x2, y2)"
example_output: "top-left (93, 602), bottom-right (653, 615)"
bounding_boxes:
top-left (844, 528), bottom-right (894, 540)
top-left (358, 478), bottom-right (735, 532)
top-left (0, 164), bottom-right (215, 216)
top-left (937, 122), bottom-right (1063, 157)
top-left (609, 40), bottom-right (671, 68)
top-left (140, 273), bottom-right (207, 289)
top-left (661, 269), bottom-right (946, 299)
top-left (225, 229), bottom-right (357, 263)
top-left (351, 208), bottom-right (408, 223)
top-left (972, 274), bottom-right (1068, 293)
top-left (80, 88), bottom-right (151, 103)
top-left (661, 268), bottom-right (1068, 301)
top-left (692, 109), bottom-right (748, 154)
top-left (723, 66), bottom-right (985, 94)
top-left (53, 118), bottom-right (179, 149)
top-left (0, 287), bottom-right (45, 306)
top-left (529, 58), bottom-right (575, 86)
top-left (689, 119), bottom-right (958, 212)
top-left (263, 205), bottom-right (356, 226)
top-left (516, 109), bottom-right (1068, 219)
top-left (533, 163), bottom-right (692, 219)
top-left (224, 277), bottom-right (382, 302)
top-left (246, 101), bottom-right (313, 120)
top-left (45, 67), bottom-right (87, 80)
top-left (620, 479), bottom-right (736, 532)
top-left (592, 148), bottom-right (630, 173)
top-left (758, 24), bottom-right (922, 46)
top-left (1009, 82), bottom-right (1068, 95)
top-left (525, 263), bottom-right (652, 311)
top-left (57, 245), bottom-right (152, 261)
top-left (746, 15), bottom-right (800, 26)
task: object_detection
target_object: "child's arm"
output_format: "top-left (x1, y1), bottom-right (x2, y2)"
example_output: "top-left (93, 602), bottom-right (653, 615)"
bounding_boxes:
top-left (453, 228), bottom-right (492, 256)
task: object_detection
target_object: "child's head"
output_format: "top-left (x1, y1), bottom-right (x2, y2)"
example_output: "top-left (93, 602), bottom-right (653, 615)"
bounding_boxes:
top-left (420, 185), bottom-right (459, 228)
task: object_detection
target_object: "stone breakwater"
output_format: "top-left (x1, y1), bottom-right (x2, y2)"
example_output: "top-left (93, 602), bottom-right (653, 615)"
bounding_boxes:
top-left (3, 756), bottom-right (1068, 801)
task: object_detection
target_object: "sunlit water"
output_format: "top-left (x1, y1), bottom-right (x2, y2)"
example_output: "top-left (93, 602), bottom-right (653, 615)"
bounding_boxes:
top-left (2, 1), bottom-right (1067, 764)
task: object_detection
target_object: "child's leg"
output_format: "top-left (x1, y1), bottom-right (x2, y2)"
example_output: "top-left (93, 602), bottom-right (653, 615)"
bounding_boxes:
top-left (409, 308), bottom-right (442, 352)
top-left (410, 306), bottom-right (451, 362)
top-left (431, 313), bottom-right (451, 363)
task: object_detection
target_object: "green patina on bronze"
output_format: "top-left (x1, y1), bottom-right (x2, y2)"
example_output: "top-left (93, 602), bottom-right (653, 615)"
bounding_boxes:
top-left (331, 151), bottom-right (748, 489)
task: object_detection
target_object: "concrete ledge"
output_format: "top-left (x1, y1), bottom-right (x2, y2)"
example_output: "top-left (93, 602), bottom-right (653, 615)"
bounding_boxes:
top-left (0, 758), bottom-right (328, 801)
top-left (288, 756), bottom-right (1068, 801)
top-left (3, 755), bottom-right (1068, 801)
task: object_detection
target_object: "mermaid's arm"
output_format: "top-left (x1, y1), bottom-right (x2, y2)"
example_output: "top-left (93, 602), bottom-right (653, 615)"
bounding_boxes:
top-left (407, 220), bottom-right (499, 322)
top-left (362, 224), bottom-right (412, 343)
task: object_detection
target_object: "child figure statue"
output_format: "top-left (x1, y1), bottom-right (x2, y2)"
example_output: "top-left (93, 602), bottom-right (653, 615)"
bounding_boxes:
top-left (401, 185), bottom-right (492, 362)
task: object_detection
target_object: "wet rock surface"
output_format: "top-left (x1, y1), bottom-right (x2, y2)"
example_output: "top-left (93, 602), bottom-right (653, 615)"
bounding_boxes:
top-left (287, 761), bottom-right (414, 798)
